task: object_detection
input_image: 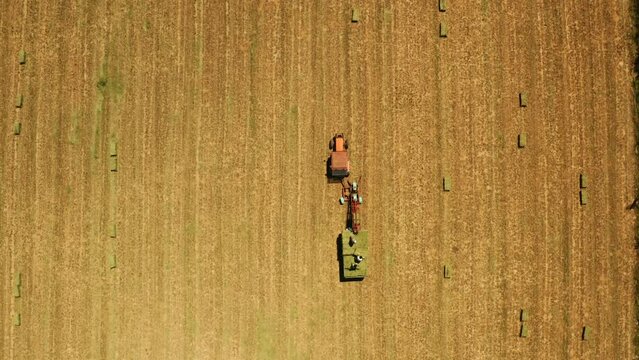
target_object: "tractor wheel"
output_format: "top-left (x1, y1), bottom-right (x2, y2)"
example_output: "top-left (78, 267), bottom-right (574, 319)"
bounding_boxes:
top-left (344, 140), bottom-right (349, 149)
top-left (329, 138), bottom-right (335, 150)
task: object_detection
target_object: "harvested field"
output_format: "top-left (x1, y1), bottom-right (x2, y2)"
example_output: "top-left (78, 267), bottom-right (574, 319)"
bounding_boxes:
top-left (1, 1), bottom-right (637, 359)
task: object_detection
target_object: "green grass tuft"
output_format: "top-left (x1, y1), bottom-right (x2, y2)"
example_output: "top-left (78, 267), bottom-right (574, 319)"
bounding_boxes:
top-left (97, 77), bottom-right (107, 91)
top-left (69, 111), bottom-right (80, 145)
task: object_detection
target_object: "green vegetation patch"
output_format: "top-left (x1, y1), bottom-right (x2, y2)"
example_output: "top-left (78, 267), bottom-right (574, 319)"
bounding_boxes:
top-left (256, 313), bottom-right (276, 360)
top-left (184, 222), bottom-right (197, 237)
top-left (285, 105), bottom-right (299, 154)
top-left (248, 27), bottom-right (258, 137)
top-left (92, 57), bottom-right (125, 159)
top-left (383, 8), bottom-right (392, 23)
top-left (69, 111), bottom-right (80, 145)
top-left (96, 56), bottom-right (125, 98)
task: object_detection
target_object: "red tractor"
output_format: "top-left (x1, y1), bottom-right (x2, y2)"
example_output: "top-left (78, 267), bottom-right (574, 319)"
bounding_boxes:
top-left (329, 134), bottom-right (350, 178)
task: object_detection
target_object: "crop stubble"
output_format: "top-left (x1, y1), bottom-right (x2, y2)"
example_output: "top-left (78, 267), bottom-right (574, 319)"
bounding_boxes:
top-left (0, 1), bottom-right (636, 359)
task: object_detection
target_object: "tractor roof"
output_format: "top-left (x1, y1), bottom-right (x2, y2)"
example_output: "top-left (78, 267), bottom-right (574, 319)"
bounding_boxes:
top-left (330, 151), bottom-right (349, 170)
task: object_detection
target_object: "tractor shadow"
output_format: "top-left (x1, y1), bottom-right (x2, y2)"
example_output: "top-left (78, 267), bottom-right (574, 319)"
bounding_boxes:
top-left (336, 233), bottom-right (363, 283)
